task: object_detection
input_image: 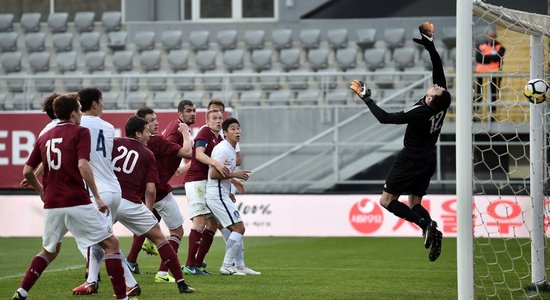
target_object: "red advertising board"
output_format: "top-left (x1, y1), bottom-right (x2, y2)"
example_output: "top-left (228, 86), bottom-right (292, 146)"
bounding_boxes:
top-left (0, 109), bottom-right (213, 188)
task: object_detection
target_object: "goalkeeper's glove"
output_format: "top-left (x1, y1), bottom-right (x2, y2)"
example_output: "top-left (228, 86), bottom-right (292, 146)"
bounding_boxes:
top-left (349, 80), bottom-right (371, 100)
top-left (413, 21), bottom-right (434, 47)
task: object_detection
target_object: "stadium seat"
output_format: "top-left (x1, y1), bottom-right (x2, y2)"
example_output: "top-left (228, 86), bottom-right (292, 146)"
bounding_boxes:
top-left (35, 70), bottom-right (55, 92)
top-left (12, 93), bottom-right (34, 110)
top-left (216, 30), bottom-right (238, 51)
top-left (316, 68), bottom-right (338, 90)
top-left (230, 69), bottom-right (253, 91)
top-left (267, 90), bottom-right (292, 106)
top-left (24, 32), bottom-right (46, 52)
top-left (134, 31), bottom-right (156, 52)
top-left (47, 12), bottom-right (68, 33)
top-left (364, 48), bottom-right (386, 71)
top-left (279, 48), bottom-right (301, 71)
top-left (84, 51), bottom-right (106, 72)
top-left (102, 11), bottom-right (122, 32)
top-left (0, 14), bottom-right (14, 32)
top-left (79, 32), bottom-right (101, 52)
top-left (0, 32), bottom-right (18, 52)
top-left (62, 70), bottom-right (84, 91)
top-left (1, 51), bottom-right (22, 73)
top-left (52, 32), bottom-right (73, 52)
top-left (127, 91), bottom-right (150, 109)
top-left (181, 90), bottom-right (205, 107)
top-left (287, 69), bottom-right (309, 90)
top-left (90, 70), bottom-right (112, 91)
top-left (174, 70), bottom-right (195, 91)
top-left (373, 66), bottom-right (396, 89)
top-left (120, 70), bottom-right (140, 91)
top-left (327, 29), bottom-right (348, 50)
top-left (195, 50), bottom-right (217, 72)
top-left (168, 49), bottom-right (189, 71)
top-left (107, 31), bottom-right (127, 51)
top-left (356, 28), bottom-right (376, 50)
top-left (6, 71), bottom-right (26, 93)
top-left (145, 70), bottom-right (167, 91)
top-left (258, 69), bottom-right (281, 90)
top-left (140, 50), bottom-right (161, 72)
top-left (201, 69), bottom-right (223, 91)
top-left (29, 52), bottom-right (50, 73)
top-left (251, 49), bottom-right (273, 72)
top-left (223, 49), bottom-right (244, 72)
top-left (307, 48), bottom-right (330, 71)
top-left (56, 51), bottom-right (77, 72)
top-left (112, 50), bottom-right (134, 73)
top-left (243, 30), bottom-right (265, 51)
top-left (20, 13), bottom-right (41, 33)
top-left (335, 47), bottom-right (357, 71)
top-left (393, 47), bottom-right (416, 70)
top-left (296, 89), bottom-right (321, 105)
top-left (239, 90), bottom-right (263, 106)
top-left (74, 11), bottom-right (95, 33)
top-left (383, 28), bottom-right (406, 51)
top-left (0, 92), bottom-right (6, 109)
top-left (299, 29), bottom-right (321, 51)
top-left (271, 29), bottom-right (292, 51)
top-left (102, 91), bottom-right (120, 109)
top-left (326, 89), bottom-right (350, 105)
top-left (189, 30), bottom-right (210, 51)
top-left (211, 90), bottom-right (234, 104)
top-left (154, 90), bottom-right (178, 109)
top-left (442, 26), bottom-right (457, 49)
top-left (402, 66), bottom-right (428, 87)
top-left (161, 30), bottom-right (183, 52)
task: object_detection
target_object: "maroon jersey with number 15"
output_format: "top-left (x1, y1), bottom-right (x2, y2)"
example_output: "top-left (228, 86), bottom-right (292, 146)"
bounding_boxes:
top-left (25, 122), bottom-right (92, 209)
top-left (112, 137), bottom-right (159, 204)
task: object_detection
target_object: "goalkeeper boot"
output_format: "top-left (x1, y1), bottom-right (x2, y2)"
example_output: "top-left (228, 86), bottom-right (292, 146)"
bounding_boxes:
top-left (141, 239), bottom-right (159, 256)
top-left (72, 281), bottom-right (99, 295)
top-left (11, 291), bottom-right (26, 300)
top-left (177, 280), bottom-right (196, 293)
top-left (429, 229), bottom-right (443, 262)
top-left (423, 221), bottom-right (438, 249)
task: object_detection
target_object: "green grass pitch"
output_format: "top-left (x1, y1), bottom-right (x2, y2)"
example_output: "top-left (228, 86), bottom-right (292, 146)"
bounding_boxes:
top-left (0, 236), bottom-right (546, 299)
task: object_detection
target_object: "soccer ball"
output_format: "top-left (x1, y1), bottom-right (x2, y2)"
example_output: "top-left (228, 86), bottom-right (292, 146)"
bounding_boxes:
top-left (523, 79), bottom-right (549, 104)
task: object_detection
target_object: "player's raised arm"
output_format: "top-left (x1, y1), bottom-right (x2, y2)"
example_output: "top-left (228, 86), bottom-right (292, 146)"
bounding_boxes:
top-left (413, 21), bottom-right (447, 89)
top-left (350, 80), bottom-right (407, 124)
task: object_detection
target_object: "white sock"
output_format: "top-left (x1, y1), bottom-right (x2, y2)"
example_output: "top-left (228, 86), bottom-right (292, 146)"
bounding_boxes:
top-left (121, 250), bottom-right (137, 287)
top-left (235, 238), bottom-right (245, 268)
top-left (220, 227), bottom-right (231, 242)
top-left (223, 232), bottom-right (242, 266)
top-left (17, 288), bottom-right (28, 297)
top-left (157, 271), bottom-right (168, 276)
top-left (87, 244), bottom-right (104, 283)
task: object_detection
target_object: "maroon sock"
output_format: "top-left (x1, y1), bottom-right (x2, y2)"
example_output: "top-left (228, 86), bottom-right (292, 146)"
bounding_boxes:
top-left (20, 254), bottom-right (49, 292)
top-left (104, 253), bottom-right (126, 299)
top-left (157, 240), bottom-right (184, 281)
top-left (127, 234), bottom-right (145, 264)
top-left (185, 229), bottom-right (203, 267)
top-left (158, 235), bottom-right (180, 272)
top-left (195, 229), bottom-right (215, 268)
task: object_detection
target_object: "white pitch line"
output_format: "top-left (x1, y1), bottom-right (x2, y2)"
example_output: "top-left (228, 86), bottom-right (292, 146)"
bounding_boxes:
top-left (0, 264), bottom-right (83, 281)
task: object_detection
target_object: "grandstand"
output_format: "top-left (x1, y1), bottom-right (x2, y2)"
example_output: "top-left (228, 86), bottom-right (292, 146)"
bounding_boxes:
top-left (0, 0), bottom-right (547, 194)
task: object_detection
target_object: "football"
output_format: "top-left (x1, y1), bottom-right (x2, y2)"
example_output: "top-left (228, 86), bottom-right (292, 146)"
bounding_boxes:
top-left (523, 78), bottom-right (549, 104)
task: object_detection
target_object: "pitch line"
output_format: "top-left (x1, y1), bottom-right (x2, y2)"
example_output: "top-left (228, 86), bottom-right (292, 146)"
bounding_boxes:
top-left (0, 264), bottom-right (83, 281)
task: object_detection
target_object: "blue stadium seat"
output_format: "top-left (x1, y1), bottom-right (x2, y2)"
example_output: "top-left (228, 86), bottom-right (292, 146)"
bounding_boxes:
top-left (112, 50), bottom-right (134, 73)
top-left (168, 49), bottom-right (189, 71)
top-left (102, 11), bottom-right (122, 32)
top-left (61, 70), bottom-right (84, 91)
top-left (216, 30), bottom-right (238, 51)
top-left (52, 32), bottom-right (73, 52)
top-left (356, 28), bottom-right (376, 50)
top-left (201, 70), bottom-right (223, 91)
top-left (239, 90), bottom-right (263, 106)
top-left (12, 93), bottom-right (34, 110)
top-left (251, 49), bottom-right (273, 72)
top-left (244, 30), bottom-right (265, 51)
top-left (154, 90), bottom-right (178, 109)
top-left (230, 69), bottom-right (253, 91)
top-left (195, 50), bottom-right (217, 72)
top-left (327, 29), bottom-right (348, 50)
top-left (20, 13), bottom-right (41, 33)
top-left (316, 69), bottom-right (338, 90)
top-left (267, 90), bottom-right (292, 106)
top-left (127, 91), bottom-right (150, 109)
top-left (296, 89), bottom-right (321, 105)
top-left (299, 29), bottom-right (321, 51)
top-left (325, 89), bottom-right (350, 105)
top-left (102, 91), bottom-right (120, 109)
top-left (24, 32), bottom-right (46, 52)
top-left (161, 30), bottom-right (183, 52)
top-left (34, 71), bottom-right (55, 93)
top-left (189, 30), bottom-right (210, 51)
top-left (211, 90), bottom-right (234, 104)
top-left (107, 31), bottom-right (127, 51)
top-left (174, 70), bottom-right (195, 91)
top-left (279, 48), bottom-right (301, 71)
top-left (91, 70), bottom-right (111, 91)
top-left (271, 29), bottom-right (292, 51)
top-left (79, 32), bottom-right (101, 52)
top-left (140, 50), bottom-right (161, 72)
top-left (28, 52), bottom-right (50, 73)
top-left (383, 28), bottom-right (406, 51)
top-left (258, 69), bottom-right (281, 90)
top-left (223, 49), bottom-right (244, 72)
top-left (1, 51), bottom-right (22, 73)
top-left (335, 47), bottom-right (357, 71)
top-left (84, 51), bottom-right (106, 72)
top-left (393, 47), bottom-right (416, 70)
top-left (56, 51), bottom-right (77, 72)
top-left (307, 48), bottom-right (330, 71)
top-left (134, 31), bottom-right (156, 52)
top-left (364, 48), bottom-right (386, 71)
top-left (181, 90), bottom-right (205, 107)
top-left (0, 32), bottom-right (18, 52)
top-left (47, 12), bottom-right (68, 33)
top-left (287, 69), bottom-right (309, 90)
top-left (0, 14), bottom-right (14, 32)
top-left (146, 70), bottom-right (168, 91)
top-left (74, 11), bottom-right (95, 33)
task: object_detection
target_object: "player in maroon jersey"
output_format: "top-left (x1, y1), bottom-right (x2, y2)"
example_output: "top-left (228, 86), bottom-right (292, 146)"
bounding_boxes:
top-left (183, 109), bottom-right (229, 275)
top-left (11, 93), bottom-right (127, 300)
top-left (112, 116), bottom-right (195, 294)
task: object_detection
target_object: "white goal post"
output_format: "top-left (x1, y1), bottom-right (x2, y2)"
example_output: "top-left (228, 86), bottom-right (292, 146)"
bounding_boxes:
top-left (457, 1), bottom-right (550, 299)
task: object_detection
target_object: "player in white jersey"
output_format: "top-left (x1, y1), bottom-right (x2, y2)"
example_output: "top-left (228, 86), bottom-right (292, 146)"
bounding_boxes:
top-left (71, 87), bottom-right (139, 296)
top-left (205, 118), bottom-right (260, 276)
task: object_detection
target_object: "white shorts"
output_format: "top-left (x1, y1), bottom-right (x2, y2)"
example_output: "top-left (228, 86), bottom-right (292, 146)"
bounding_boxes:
top-left (116, 199), bottom-right (158, 236)
top-left (155, 192), bottom-right (184, 230)
top-left (90, 191), bottom-right (122, 224)
top-left (42, 204), bottom-right (113, 253)
top-left (205, 192), bottom-right (242, 228)
top-left (185, 180), bottom-right (212, 219)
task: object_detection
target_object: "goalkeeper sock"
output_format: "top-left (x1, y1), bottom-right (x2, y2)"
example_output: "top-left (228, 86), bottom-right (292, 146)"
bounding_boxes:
top-left (386, 200), bottom-right (426, 229)
top-left (412, 204), bottom-right (432, 224)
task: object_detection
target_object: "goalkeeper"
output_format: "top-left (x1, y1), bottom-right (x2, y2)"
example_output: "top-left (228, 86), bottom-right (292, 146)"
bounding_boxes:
top-left (350, 21), bottom-right (450, 262)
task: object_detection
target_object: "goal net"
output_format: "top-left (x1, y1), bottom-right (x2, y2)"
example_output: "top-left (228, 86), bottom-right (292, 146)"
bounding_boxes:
top-left (467, 1), bottom-right (550, 298)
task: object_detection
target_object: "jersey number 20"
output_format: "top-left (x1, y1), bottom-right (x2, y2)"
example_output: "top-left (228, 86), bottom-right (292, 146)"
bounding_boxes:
top-left (112, 146), bottom-right (139, 174)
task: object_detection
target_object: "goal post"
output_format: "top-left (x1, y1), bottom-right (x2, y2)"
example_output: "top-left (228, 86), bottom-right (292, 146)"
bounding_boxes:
top-left (457, 1), bottom-right (550, 299)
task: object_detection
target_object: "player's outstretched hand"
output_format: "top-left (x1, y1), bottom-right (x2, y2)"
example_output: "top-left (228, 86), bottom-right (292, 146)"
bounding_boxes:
top-left (350, 80), bottom-right (371, 100)
top-left (413, 21), bottom-right (435, 46)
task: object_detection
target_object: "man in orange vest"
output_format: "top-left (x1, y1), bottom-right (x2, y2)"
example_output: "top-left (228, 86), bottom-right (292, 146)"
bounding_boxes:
top-left (475, 29), bottom-right (506, 117)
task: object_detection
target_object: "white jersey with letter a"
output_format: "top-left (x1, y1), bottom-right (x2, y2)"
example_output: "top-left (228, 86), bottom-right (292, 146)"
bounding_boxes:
top-left (206, 140), bottom-right (236, 196)
top-left (80, 115), bottom-right (121, 194)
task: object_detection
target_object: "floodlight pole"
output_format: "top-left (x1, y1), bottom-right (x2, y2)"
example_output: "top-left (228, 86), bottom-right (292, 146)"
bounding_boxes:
top-left (456, 0), bottom-right (474, 299)
top-left (528, 34), bottom-right (548, 291)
